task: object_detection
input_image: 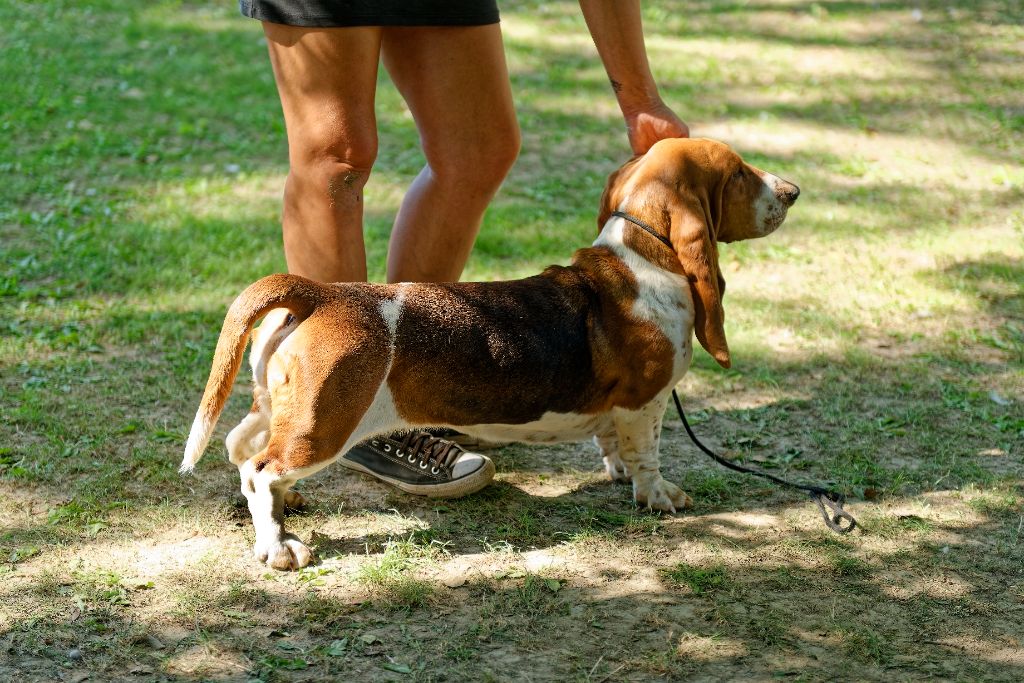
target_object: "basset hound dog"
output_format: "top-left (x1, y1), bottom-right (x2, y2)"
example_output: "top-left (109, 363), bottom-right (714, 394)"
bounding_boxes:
top-left (181, 138), bottom-right (799, 569)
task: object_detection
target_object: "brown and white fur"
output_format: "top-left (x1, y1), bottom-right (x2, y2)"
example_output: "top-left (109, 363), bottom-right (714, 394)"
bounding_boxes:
top-left (181, 138), bottom-right (799, 570)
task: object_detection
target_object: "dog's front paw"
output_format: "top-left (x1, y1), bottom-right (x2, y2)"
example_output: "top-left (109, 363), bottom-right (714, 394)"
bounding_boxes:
top-left (634, 478), bottom-right (692, 514)
top-left (603, 453), bottom-right (630, 482)
top-left (254, 534), bottom-right (314, 570)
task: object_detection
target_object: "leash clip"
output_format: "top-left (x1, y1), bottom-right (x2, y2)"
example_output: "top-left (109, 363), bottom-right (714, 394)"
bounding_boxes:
top-left (812, 491), bottom-right (857, 534)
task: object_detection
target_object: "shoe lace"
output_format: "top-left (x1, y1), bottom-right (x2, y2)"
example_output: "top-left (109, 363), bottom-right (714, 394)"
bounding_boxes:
top-left (397, 431), bottom-right (464, 470)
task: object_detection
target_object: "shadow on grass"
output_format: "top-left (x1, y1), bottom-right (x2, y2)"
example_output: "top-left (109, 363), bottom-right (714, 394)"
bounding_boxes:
top-left (1, 484), bottom-right (1021, 681)
top-left (932, 255), bottom-right (1024, 315)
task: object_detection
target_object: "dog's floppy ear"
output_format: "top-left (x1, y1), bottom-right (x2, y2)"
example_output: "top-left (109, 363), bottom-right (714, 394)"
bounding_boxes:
top-left (670, 193), bottom-right (731, 369)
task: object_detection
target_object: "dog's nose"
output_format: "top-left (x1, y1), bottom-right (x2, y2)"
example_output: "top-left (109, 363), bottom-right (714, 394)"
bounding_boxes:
top-left (779, 182), bottom-right (800, 205)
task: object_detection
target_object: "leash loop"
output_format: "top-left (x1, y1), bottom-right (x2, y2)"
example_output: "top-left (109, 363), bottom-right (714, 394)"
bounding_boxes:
top-left (671, 389), bottom-right (857, 534)
top-left (813, 491), bottom-right (857, 534)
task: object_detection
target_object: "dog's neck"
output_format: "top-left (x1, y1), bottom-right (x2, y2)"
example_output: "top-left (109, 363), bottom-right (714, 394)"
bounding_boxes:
top-left (593, 214), bottom-right (684, 282)
top-left (590, 214), bottom-right (693, 379)
top-left (610, 211), bottom-right (674, 251)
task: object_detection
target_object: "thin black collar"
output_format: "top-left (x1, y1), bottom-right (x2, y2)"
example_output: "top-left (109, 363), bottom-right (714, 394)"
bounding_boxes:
top-left (610, 211), bottom-right (674, 251)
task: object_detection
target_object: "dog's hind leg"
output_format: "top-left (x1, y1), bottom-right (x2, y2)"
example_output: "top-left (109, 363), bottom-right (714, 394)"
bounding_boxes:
top-left (613, 398), bottom-right (691, 513)
top-left (238, 435), bottom-right (335, 570)
top-left (595, 429), bottom-right (629, 482)
top-left (227, 388), bottom-right (308, 511)
top-left (226, 387), bottom-right (271, 467)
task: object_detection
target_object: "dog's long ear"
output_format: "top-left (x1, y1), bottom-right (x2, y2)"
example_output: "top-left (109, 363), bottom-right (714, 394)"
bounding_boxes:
top-left (670, 193), bottom-right (731, 369)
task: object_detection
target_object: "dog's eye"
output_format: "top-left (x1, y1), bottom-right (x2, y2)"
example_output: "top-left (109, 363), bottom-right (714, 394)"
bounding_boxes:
top-left (731, 168), bottom-right (744, 181)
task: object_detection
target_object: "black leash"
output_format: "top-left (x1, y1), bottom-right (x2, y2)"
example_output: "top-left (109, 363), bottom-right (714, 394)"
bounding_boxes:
top-left (672, 390), bottom-right (856, 533)
top-left (606, 210), bottom-right (856, 533)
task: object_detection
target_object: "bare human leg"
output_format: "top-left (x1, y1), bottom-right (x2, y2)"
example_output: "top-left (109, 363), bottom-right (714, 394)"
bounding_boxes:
top-left (381, 24), bottom-right (520, 283)
top-left (263, 23), bottom-right (383, 283)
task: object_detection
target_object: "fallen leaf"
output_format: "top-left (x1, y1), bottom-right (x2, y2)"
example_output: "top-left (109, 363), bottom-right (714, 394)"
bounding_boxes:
top-left (382, 662), bottom-right (412, 674)
top-left (326, 639), bottom-right (348, 656)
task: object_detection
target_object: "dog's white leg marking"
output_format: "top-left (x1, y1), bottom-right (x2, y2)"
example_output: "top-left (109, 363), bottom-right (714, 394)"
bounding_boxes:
top-left (613, 398), bottom-right (691, 513)
top-left (239, 460), bottom-right (313, 570)
top-left (595, 430), bottom-right (629, 482)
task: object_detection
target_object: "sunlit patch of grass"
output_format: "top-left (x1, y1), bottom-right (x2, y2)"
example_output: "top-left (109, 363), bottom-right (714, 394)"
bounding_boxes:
top-left (355, 537), bottom-right (441, 610)
top-left (862, 512), bottom-right (935, 539)
top-left (838, 623), bottom-right (893, 667)
top-left (476, 569), bottom-right (568, 623)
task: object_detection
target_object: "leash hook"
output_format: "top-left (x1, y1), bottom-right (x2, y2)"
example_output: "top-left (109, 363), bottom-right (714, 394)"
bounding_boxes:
top-left (811, 490), bottom-right (857, 534)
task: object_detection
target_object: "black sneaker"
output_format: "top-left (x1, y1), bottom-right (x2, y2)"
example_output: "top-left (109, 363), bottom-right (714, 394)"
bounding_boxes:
top-left (340, 430), bottom-right (495, 498)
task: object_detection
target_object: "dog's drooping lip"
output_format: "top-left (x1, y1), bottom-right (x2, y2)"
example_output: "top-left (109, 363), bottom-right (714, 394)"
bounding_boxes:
top-left (182, 138), bottom-right (798, 569)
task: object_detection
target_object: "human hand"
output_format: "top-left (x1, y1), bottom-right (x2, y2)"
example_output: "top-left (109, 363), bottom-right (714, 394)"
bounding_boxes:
top-left (624, 101), bottom-right (690, 155)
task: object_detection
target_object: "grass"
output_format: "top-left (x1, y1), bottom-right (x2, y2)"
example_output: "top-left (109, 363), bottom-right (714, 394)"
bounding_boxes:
top-left (2, 0), bottom-right (1023, 681)
top-left (660, 562), bottom-right (731, 595)
top-left (355, 538), bottom-right (439, 610)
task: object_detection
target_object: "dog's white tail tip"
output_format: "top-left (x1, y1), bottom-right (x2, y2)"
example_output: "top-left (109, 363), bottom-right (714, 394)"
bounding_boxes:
top-left (180, 412), bottom-right (212, 475)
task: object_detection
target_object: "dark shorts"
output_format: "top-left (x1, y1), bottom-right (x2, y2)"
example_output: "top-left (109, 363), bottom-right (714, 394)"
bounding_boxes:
top-left (239, 0), bottom-right (500, 27)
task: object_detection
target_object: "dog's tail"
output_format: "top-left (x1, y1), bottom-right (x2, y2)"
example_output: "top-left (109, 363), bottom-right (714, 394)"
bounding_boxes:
top-left (180, 273), bottom-right (331, 474)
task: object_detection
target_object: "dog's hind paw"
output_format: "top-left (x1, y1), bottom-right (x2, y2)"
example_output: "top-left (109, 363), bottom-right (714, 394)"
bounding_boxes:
top-left (603, 453), bottom-right (631, 482)
top-left (254, 534), bottom-right (314, 570)
top-left (283, 490), bottom-right (307, 511)
top-left (634, 479), bottom-right (692, 514)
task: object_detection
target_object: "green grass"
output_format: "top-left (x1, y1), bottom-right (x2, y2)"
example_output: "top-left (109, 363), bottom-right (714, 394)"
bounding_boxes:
top-left (1, 0), bottom-right (1023, 681)
top-left (354, 538), bottom-right (439, 610)
top-left (660, 562), bottom-right (731, 595)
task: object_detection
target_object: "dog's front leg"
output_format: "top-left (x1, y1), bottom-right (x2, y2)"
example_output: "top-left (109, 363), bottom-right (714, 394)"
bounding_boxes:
top-left (239, 456), bottom-right (314, 570)
top-left (613, 399), bottom-right (692, 513)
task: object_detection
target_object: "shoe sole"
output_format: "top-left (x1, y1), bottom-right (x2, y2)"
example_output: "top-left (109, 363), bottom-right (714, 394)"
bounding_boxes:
top-left (338, 457), bottom-right (496, 499)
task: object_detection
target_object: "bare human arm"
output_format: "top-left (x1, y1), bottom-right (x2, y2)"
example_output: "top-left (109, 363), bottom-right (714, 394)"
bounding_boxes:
top-left (578, 0), bottom-right (689, 154)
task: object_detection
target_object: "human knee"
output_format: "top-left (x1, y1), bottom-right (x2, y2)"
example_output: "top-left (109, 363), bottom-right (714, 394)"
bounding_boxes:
top-left (289, 129), bottom-right (379, 198)
top-left (425, 125), bottom-right (520, 191)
